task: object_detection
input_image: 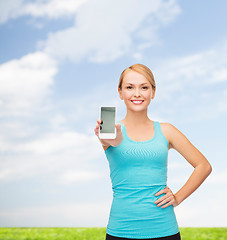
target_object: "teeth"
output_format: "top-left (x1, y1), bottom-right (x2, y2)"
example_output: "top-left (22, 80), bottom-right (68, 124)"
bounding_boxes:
top-left (132, 101), bottom-right (143, 103)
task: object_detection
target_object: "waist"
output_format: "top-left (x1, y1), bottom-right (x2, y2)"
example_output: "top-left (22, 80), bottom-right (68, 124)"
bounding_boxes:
top-left (107, 185), bottom-right (179, 238)
top-left (112, 184), bottom-right (167, 198)
top-left (110, 168), bottom-right (167, 189)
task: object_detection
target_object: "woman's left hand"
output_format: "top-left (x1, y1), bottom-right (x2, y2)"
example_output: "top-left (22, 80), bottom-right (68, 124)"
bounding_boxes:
top-left (154, 186), bottom-right (179, 208)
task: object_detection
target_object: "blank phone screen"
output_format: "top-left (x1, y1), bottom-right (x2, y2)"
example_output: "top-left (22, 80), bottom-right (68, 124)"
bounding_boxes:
top-left (100, 107), bottom-right (115, 133)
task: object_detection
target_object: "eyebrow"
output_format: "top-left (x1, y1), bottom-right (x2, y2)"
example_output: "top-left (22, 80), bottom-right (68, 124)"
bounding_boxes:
top-left (126, 83), bottom-right (148, 85)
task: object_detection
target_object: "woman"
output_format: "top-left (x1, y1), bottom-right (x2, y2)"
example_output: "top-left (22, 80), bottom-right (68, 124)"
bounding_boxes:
top-left (94, 63), bottom-right (212, 240)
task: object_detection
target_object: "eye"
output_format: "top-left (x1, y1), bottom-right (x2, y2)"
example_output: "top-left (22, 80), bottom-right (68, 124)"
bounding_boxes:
top-left (126, 86), bottom-right (149, 89)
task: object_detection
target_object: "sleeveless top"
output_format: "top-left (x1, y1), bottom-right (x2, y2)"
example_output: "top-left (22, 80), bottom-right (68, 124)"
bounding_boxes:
top-left (104, 120), bottom-right (180, 239)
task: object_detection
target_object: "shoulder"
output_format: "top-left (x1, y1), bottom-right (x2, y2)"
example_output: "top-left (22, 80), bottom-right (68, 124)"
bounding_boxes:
top-left (159, 122), bottom-right (175, 132)
top-left (160, 121), bottom-right (192, 150)
top-left (160, 121), bottom-right (212, 170)
top-left (159, 122), bottom-right (179, 149)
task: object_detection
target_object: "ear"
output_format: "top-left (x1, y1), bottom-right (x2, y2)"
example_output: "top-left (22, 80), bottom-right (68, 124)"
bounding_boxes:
top-left (151, 88), bottom-right (156, 99)
top-left (118, 88), bottom-right (123, 100)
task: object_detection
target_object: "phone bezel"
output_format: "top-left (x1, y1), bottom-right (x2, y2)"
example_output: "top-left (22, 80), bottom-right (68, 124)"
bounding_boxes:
top-left (99, 106), bottom-right (117, 139)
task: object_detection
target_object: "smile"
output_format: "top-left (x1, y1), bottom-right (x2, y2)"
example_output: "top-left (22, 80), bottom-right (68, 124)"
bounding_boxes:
top-left (131, 100), bottom-right (144, 105)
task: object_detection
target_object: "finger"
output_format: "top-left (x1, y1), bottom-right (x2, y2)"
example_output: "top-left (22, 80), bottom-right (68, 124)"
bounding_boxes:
top-left (161, 202), bottom-right (171, 209)
top-left (155, 195), bottom-right (166, 204)
top-left (155, 191), bottom-right (161, 196)
top-left (157, 200), bottom-right (167, 207)
top-left (155, 189), bottom-right (165, 196)
top-left (156, 196), bottom-right (172, 207)
top-left (115, 123), bottom-right (121, 131)
top-left (161, 200), bottom-right (174, 209)
top-left (155, 190), bottom-right (172, 204)
top-left (94, 125), bottom-right (100, 133)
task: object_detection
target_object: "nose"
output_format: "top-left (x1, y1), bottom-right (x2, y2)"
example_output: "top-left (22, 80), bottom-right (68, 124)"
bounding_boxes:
top-left (134, 87), bottom-right (141, 97)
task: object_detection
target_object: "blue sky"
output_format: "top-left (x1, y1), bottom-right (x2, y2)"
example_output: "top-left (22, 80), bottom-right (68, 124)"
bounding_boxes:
top-left (0, 0), bottom-right (227, 227)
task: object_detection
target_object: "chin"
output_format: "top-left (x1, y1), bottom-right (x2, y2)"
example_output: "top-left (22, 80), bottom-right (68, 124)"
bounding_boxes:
top-left (128, 106), bottom-right (148, 111)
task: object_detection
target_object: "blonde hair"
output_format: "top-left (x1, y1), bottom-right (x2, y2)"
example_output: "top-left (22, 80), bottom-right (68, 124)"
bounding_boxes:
top-left (118, 63), bottom-right (156, 90)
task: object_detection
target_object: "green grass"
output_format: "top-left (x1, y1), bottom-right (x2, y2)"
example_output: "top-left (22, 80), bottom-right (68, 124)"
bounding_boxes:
top-left (0, 227), bottom-right (226, 240)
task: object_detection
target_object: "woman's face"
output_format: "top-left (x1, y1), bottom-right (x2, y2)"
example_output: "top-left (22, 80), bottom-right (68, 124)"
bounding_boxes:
top-left (118, 70), bottom-right (155, 111)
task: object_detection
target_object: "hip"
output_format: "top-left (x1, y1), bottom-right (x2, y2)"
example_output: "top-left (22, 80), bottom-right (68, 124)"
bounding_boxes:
top-left (107, 185), bottom-right (179, 238)
top-left (110, 185), bottom-right (173, 219)
top-left (105, 231), bottom-right (181, 240)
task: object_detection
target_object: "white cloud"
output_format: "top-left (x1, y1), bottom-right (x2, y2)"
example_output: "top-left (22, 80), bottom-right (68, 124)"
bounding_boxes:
top-left (0, 67), bottom-right (119, 184)
top-left (1, 0), bottom-right (226, 229)
top-left (1, 195), bottom-right (226, 227)
top-left (59, 170), bottom-right (104, 185)
top-left (48, 114), bottom-right (68, 130)
top-left (152, 41), bottom-right (227, 121)
top-left (23, 0), bottom-right (88, 19)
top-left (0, 51), bottom-right (57, 116)
top-left (0, 0), bottom-right (88, 24)
top-left (43, 0), bottom-right (181, 62)
top-left (0, 202), bottom-right (111, 227)
top-left (205, 169), bottom-right (227, 184)
top-left (0, 0), bottom-right (181, 63)
top-left (156, 45), bottom-right (227, 87)
top-left (0, 0), bottom-right (23, 24)
top-left (175, 202), bottom-right (227, 227)
top-left (0, 130), bottom-right (104, 182)
top-left (14, 131), bottom-right (93, 155)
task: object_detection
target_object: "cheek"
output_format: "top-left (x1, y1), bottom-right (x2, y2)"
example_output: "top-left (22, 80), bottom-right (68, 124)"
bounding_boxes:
top-left (122, 90), bottom-right (131, 99)
top-left (144, 91), bottom-right (152, 99)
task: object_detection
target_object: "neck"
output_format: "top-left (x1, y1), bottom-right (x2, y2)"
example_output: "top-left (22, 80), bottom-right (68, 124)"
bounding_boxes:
top-left (123, 108), bottom-right (151, 126)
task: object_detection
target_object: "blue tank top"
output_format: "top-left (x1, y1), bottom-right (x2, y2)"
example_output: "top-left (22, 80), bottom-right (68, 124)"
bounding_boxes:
top-left (104, 120), bottom-right (180, 239)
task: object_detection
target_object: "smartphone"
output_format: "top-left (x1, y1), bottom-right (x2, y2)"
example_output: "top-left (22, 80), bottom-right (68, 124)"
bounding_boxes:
top-left (99, 106), bottom-right (116, 139)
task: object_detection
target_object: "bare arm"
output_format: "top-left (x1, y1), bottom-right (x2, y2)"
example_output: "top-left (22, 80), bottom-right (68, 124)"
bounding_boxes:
top-left (94, 118), bottom-right (123, 151)
top-left (168, 123), bottom-right (212, 205)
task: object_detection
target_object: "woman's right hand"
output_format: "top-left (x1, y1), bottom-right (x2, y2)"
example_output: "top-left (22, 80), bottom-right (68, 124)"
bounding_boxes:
top-left (94, 118), bottom-right (123, 148)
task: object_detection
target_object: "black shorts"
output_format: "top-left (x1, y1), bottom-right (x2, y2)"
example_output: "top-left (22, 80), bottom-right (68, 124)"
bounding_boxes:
top-left (105, 231), bottom-right (181, 240)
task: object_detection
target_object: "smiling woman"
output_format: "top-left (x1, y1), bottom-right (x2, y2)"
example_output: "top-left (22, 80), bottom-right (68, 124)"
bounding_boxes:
top-left (94, 63), bottom-right (212, 240)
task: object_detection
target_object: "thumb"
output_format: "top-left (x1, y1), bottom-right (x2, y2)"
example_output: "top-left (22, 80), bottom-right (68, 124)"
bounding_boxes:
top-left (115, 123), bottom-right (121, 131)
